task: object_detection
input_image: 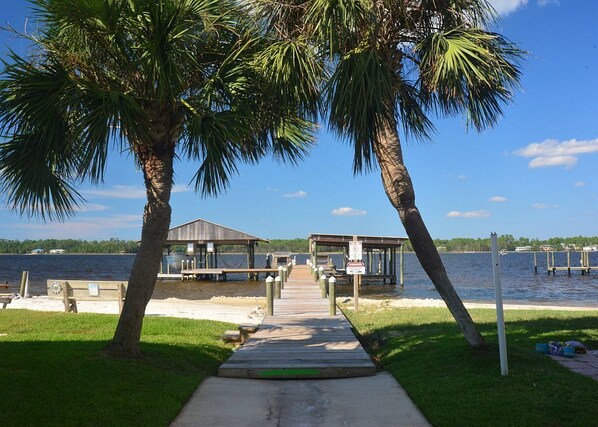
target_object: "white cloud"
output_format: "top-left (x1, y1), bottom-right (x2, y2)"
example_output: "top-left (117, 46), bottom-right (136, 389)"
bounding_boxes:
top-left (266, 187), bottom-right (279, 192)
top-left (331, 207), bottom-right (367, 217)
top-left (489, 196), bottom-right (507, 202)
top-left (489, 0), bottom-right (558, 15)
top-left (443, 174), bottom-right (467, 180)
top-left (538, 0), bottom-right (559, 6)
top-left (574, 181), bottom-right (587, 187)
top-left (488, 0), bottom-right (528, 15)
top-left (282, 190), bottom-right (307, 198)
top-left (514, 138), bottom-right (598, 169)
top-left (528, 155), bottom-right (578, 169)
top-left (75, 203), bottom-right (109, 213)
top-left (446, 210), bottom-right (491, 218)
top-left (82, 184), bottom-right (189, 199)
top-left (532, 203), bottom-right (559, 209)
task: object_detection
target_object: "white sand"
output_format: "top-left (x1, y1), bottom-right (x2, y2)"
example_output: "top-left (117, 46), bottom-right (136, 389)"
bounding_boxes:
top-left (5, 295), bottom-right (267, 325)
top-left (5, 295), bottom-right (596, 325)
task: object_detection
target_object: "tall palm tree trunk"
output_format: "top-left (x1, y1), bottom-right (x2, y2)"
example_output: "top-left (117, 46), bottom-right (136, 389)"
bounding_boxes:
top-left (104, 145), bottom-right (175, 358)
top-left (374, 118), bottom-right (486, 348)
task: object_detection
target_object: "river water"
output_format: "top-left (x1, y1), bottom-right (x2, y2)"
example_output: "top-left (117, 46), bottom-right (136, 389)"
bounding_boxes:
top-left (1, 252), bottom-right (597, 306)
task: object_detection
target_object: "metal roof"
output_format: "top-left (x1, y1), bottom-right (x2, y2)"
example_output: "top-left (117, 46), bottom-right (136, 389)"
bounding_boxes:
top-left (308, 233), bottom-right (407, 248)
top-left (165, 218), bottom-right (268, 245)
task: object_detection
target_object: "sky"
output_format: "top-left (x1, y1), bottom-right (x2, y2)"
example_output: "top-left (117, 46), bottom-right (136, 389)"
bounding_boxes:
top-left (1, 0), bottom-right (598, 241)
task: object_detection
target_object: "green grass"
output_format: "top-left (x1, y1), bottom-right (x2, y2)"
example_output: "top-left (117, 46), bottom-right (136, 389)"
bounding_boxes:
top-left (342, 305), bottom-right (598, 427)
top-left (0, 310), bottom-right (235, 426)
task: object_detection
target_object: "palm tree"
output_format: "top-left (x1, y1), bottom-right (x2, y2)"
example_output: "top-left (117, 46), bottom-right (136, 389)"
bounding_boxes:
top-left (255, 0), bottom-right (523, 347)
top-left (0, 0), bottom-right (318, 358)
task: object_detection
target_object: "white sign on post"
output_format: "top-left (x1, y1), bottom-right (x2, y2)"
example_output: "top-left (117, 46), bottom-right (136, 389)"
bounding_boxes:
top-left (349, 241), bottom-right (363, 260)
top-left (346, 261), bottom-right (366, 275)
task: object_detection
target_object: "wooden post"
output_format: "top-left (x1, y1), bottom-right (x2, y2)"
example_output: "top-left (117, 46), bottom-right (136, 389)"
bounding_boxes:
top-left (19, 271), bottom-right (29, 297)
top-left (282, 267), bottom-right (287, 289)
top-left (567, 251), bottom-right (571, 275)
top-left (552, 251), bottom-right (555, 275)
top-left (400, 245), bottom-right (405, 287)
top-left (246, 244), bottom-right (251, 280)
top-left (329, 276), bottom-right (336, 316)
top-left (266, 276), bottom-right (274, 316)
top-left (546, 251), bottom-right (550, 275)
top-left (117, 283), bottom-right (125, 313)
top-left (319, 274), bottom-right (327, 298)
top-left (534, 252), bottom-right (538, 274)
top-left (353, 235), bottom-right (359, 311)
top-left (274, 276), bottom-right (281, 299)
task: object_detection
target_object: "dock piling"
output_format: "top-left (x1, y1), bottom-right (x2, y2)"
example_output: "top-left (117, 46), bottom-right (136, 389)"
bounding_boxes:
top-left (19, 271), bottom-right (29, 297)
top-left (319, 274), bottom-right (327, 298)
top-left (266, 276), bottom-right (274, 315)
top-left (329, 276), bottom-right (336, 316)
top-left (274, 276), bottom-right (281, 299)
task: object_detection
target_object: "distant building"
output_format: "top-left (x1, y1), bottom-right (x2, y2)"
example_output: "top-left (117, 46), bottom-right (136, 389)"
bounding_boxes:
top-left (49, 249), bottom-right (66, 254)
top-left (31, 248), bottom-right (46, 254)
top-left (582, 245), bottom-right (598, 252)
top-left (515, 246), bottom-right (532, 252)
top-left (539, 245), bottom-right (554, 252)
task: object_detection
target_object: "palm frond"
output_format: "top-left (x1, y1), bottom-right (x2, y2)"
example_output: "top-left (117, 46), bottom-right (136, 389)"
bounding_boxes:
top-left (326, 48), bottom-right (395, 173)
top-left (0, 134), bottom-right (82, 220)
top-left (417, 27), bottom-right (524, 130)
top-left (252, 37), bottom-right (323, 120)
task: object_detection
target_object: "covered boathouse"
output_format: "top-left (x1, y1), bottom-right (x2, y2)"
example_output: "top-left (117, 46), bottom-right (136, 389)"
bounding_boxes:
top-left (308, 233), bottom-right (408, 285)
top-left (158, 218), bottom-right (271, 280)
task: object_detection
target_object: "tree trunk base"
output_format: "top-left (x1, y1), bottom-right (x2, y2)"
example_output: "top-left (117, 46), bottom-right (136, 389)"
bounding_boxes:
top-left (102, 341), bottom-right (144, 359)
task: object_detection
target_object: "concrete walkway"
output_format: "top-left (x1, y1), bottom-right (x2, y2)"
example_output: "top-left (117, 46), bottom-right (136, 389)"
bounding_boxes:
top-left (171, 265), bottom-right (430, 426)
top-left (550, 350), bottom-right (598, 381)
top-left (170, 372), bottom-right (431, 426)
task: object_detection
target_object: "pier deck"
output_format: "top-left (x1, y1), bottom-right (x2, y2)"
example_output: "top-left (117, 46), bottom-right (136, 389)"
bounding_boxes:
top-left (218, 265), bottom-right (376, 379)
top-left (158, 267), bottom-right (278, 281)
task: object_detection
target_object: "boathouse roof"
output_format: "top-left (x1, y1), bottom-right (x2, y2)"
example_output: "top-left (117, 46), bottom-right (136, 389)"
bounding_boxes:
top-left (308, 233), bottom-right (407, 248)
top-left (165, 218), bottom-right (268, 245)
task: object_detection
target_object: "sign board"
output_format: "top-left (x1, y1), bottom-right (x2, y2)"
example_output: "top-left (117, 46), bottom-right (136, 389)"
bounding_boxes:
top-left (206, 242), bottom-right (214, 253)
top-left (346, 261), bottom-right (365, 275)
top-left (88, 283), bottom-right (99, 297)
top-left (187, 243), bottom-right (195, 254)
top-left (349, 241), bottom-right (363, 261)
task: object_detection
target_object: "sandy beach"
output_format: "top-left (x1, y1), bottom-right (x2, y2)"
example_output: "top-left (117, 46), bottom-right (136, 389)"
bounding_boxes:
top-left (4, 295), bottom-right (596, 324)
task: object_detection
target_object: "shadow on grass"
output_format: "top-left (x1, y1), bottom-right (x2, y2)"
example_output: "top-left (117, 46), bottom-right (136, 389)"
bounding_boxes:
top-left (0, 339), bottom-right (231, 426)
top-left (346, 308), bottom-right (598, 426)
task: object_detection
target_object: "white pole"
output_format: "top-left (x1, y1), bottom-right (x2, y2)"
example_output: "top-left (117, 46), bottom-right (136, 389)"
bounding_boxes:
top-left (491, 233), bottom-right (508, 376)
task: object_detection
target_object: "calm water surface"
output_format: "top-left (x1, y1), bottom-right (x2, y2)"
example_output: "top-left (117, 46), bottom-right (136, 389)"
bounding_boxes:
top-left (1, 252), bottom-right (598, 306)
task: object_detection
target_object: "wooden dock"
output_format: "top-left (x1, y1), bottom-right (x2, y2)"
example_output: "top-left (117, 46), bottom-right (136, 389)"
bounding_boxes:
top-left (157, 267), bottom-right (279, 281)
top-left (218, 265), bottom-right (376, 379)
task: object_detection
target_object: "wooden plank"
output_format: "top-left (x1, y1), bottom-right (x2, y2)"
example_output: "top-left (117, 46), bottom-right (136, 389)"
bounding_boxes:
top-left (218, 264), bottom-right (375, 379)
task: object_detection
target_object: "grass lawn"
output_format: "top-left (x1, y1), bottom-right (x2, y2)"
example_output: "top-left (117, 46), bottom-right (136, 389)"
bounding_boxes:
top-left (342, 304), bottom-right (598, 427)
top-left (0, 310), bottom-right (235, 426)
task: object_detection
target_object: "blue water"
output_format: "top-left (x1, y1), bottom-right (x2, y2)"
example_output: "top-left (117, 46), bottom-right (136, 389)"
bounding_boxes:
top-left (1, 252), bottom-right (597, 306)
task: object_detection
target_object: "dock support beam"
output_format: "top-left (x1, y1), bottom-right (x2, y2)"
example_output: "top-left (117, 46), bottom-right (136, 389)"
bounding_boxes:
top-left (400, 245), bottom-right (404, 287)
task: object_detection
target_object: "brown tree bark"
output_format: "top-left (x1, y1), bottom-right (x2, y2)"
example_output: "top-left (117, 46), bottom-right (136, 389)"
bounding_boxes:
top-left (374, 118), bottom-right (486, 348)
top-left (103, 141), bottom-right (175, 358)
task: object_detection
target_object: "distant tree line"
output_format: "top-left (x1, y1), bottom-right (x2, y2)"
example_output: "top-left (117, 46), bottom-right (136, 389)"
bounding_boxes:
top-left (3, 235), bottom-right (598, 255)
top-left (0, 238), bottom-right (139, 254)
top-left (429, 235), bottom-right (598, 252)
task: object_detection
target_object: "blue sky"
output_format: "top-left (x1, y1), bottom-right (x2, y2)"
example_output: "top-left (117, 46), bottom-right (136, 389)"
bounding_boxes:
top-left (1, 0), bottom-right (598, 241)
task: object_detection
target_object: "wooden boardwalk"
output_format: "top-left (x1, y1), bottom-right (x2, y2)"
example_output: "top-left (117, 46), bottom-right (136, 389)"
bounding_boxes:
top-left (218, 265), bottom-right (376, 379)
